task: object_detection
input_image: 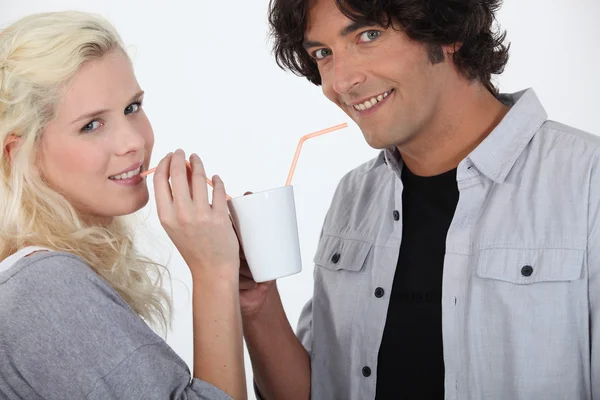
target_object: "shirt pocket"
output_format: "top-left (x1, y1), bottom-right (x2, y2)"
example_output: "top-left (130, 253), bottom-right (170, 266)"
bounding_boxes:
top-left (471, 247), bottom-right (587, 392)
top-left (313, 235), bottom-right (373, 272)
top-left (311, 235), bottom-right (374, 349)
top-left (476, 247), bottom-right (583, 284)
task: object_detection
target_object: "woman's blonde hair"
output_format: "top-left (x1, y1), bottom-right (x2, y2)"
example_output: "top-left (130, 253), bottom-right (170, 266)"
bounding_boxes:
top-left (0, 11), bottom-right (171, 331)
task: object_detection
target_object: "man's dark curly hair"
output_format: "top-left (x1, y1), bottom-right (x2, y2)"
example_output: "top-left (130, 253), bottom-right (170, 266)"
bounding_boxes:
top-left (268, 0), bottom-right (510, 94)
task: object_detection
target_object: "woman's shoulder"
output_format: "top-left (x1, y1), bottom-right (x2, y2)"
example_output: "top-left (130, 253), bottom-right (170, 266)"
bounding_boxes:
top-left (1, 251), bottom-right (116, 298)
top-left (0, 250), bottom-right (145, 334)
top-left (0, 249), bottom-right (164, 361)
top-left (0, 251), bottom-right (191, 400)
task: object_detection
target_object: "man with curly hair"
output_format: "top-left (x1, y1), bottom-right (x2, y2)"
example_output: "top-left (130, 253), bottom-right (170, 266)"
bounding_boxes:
top-left (239, 0), bottom-right (600, 399)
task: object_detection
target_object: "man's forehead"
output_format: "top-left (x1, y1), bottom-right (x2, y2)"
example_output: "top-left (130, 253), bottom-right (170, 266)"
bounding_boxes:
top-left (305, 0), bottom-right (345, 34)
top-left (304, 0), bottom-right (379, 45)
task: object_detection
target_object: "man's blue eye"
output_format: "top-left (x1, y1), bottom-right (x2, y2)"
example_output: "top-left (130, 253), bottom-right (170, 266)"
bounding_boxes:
top-left (314, 48), bottom-right (332, 60)
top-left (360, 31), bottom-right (381, 42)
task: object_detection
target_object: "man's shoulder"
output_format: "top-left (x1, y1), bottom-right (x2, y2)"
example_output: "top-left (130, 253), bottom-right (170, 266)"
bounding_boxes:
top-left (539, 119), bottom-right (600, 155)
top-left (335, 151), bottom-right (390, 193)
top-left (324, 151), bottom-right (393, 223)
top-left (526, 120), bottom-right (600, 181)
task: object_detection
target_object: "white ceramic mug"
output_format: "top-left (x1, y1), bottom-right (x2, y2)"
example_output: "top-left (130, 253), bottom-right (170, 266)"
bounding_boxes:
top-left (227, 185), bottom-right (302, 282)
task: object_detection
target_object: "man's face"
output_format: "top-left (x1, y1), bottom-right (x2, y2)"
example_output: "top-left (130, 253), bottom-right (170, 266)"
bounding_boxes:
top-left (304, 0), bottom-right (453, 150)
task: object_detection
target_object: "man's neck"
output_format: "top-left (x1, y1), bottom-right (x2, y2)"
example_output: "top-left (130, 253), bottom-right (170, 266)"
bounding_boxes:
top-left (398, 82), bottom-right (510, 177)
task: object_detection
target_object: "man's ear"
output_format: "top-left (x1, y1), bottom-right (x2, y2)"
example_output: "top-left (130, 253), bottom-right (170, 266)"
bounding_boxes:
top-left (444, 42), bottom-right (462, 56)
top-left (3, 134), bottom-right (22, 162)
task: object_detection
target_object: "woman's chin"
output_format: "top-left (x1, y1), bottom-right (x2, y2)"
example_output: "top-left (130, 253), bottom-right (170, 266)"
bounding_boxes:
top-left (124, 195), bottom-right (150, 216)
top-left (96, 192), bottom-right (151, 220)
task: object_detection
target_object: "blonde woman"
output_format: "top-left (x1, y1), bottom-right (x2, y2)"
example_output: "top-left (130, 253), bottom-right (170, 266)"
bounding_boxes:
top-left (0, 11), bottom-right (246, 400)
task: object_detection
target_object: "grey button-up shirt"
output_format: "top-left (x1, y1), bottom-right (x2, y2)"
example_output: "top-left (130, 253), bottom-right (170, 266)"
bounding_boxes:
top-left (297, 89), bottom-right (600, 399)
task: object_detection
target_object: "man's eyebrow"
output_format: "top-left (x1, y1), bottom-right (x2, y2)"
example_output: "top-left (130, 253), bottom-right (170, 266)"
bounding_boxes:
top-left (303, 20), bottom-right (380, 49)
top-left (303, 39), bottom-right (325, 49)
top-left (70, 90), bottom-right (145, 125)
top-left (339, 20), bottom-right (376, 37)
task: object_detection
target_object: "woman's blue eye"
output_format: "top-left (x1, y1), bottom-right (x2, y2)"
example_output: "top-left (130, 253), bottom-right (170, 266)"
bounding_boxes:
top-left (81, 120), bottom-right (101, 132)
top-left (125, 102), bottom-right (141, 115)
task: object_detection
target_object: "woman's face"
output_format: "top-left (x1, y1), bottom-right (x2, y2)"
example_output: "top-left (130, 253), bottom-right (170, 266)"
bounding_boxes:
top-left (39, 50), bottom-right (154, 222)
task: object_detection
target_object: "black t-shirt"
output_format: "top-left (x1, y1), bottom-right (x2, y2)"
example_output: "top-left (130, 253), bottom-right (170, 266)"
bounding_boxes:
top-left (375, 164), bottom-right (459, 400)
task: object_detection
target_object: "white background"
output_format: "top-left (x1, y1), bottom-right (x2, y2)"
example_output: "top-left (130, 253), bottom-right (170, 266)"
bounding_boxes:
top-left (3, 1), bottom-right (599, 398)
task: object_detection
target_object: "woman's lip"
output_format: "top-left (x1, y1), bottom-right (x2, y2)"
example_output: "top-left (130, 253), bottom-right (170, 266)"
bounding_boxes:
top-left (109, 161), bottom-right (143, 178)
top-left (109, 174), bottom-right (144, 186)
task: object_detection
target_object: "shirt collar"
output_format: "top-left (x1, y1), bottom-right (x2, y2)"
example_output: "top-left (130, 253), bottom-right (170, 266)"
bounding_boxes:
top-left (381, 88), bottom-right (548, 183)
top-left (382, 146), bottom-right (402, 173)
top-left (465, 88), bottom-right (548, 183)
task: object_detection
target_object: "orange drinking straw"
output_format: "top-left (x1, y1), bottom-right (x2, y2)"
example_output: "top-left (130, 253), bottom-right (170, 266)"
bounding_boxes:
top-left (141, 160), bottom-right (232, 200)
top-left (285, 122), bottom-right (348, 186)
top-left (142, 121), bottom-right (348, 199)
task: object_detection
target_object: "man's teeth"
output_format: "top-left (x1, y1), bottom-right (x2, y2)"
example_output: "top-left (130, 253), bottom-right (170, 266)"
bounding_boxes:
top-left (110, 166), bottom-right (141, 180)
top-left (353, 90), bottom-right (392, 111)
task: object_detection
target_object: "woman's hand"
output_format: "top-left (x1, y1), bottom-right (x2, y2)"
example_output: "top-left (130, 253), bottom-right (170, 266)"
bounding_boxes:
top-left (153, 149), bottom-right (240, 280)
top-left (154, 149), bottom-right (247, 398)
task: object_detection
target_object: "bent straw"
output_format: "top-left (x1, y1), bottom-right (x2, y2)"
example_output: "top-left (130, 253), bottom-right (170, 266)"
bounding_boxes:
top-left (141, 121), bottom-right (348, 199)
top-left (285, 122), bottom-right (348, 186)
top-left (141, 160), bottom-right (232, 200)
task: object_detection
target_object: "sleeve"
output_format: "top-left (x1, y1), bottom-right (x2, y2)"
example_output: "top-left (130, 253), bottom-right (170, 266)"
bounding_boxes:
top-left (587, 152), bottom-right (600, 398)
top-left (295, 297), bottom-right (314, 356)
top-left (296, 197), bottom-right (334, 358)
top-left (3, 253), bottom-right (231, 400)
top-left (253, 221), bottom-right (323, 400)
top-left (85, 342), bottom-right (231, 400)
top-left (253, 283), bottom-right (313, 400)
top-left (295, 214), bottom-right (330, 358)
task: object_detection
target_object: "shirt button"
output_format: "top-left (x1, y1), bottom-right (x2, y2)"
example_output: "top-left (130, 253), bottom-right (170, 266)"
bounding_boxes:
top-left (331, 252), bottom-right (341, 264)
top-left (393, 210), bottom-right (400, 221)
top-left (362, 366), bottom-right (372, 377)
top-left (374, 287), bottom-right (385, 298)
top-left (521, 265), bottom-right (534, 277)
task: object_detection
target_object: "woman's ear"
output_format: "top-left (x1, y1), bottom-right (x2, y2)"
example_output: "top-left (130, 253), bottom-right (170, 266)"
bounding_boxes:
top-left (3, 133), bottom-right (40, 177)
top-left (3, 134), bottom-right (22, 162)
